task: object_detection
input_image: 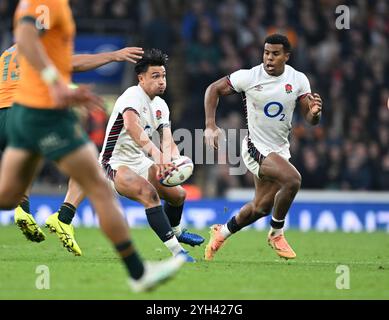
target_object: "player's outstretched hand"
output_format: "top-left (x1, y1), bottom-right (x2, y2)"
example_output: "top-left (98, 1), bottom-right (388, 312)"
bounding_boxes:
top-left (49, 80), bottom-right (104, 111)
top-left (71, 84), bottom-right (105, 111)
top-left (308, 93), bottom-right (322, 116)
top-left (113, 47), bottom-right (144, 64)
top-left (48, 79), bottom-right (75, 108)
top-left (204, 125), bottom-right (224, 150)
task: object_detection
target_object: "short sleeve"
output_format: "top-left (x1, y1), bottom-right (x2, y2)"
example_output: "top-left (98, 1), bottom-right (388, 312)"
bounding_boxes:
top-left (117, 90), bottom-right (142, 116)
top-left (228, 69), bottom-right (252, 93)
top-left (156, 100), bottom-right (170, 130)
top-left (297, 72), bottom-right (311, 99)
top-left (15, 0), bottom-right (61, 30)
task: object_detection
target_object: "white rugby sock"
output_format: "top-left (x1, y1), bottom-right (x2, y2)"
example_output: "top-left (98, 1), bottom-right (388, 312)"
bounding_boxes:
top-left (269, 227), bottom-right (284, 237)
top-left (220, 224), bottom-right (232, 239)
top-left (172, 225), bottom-right (182, 237)
top-left (270, 216), bottom-right (284, 237)
top-left (164, 236), bottom-right (184, 255)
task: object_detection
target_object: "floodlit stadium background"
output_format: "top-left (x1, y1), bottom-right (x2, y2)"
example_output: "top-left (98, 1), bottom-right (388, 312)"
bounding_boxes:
top-left (0, 0), bottom-right (388, 232)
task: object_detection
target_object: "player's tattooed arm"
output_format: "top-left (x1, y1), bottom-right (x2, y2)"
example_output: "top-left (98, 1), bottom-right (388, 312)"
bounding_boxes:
top-left (204, 77), bottom-right (235, 149)
top-left (299, 93), bottom-right (322, 125)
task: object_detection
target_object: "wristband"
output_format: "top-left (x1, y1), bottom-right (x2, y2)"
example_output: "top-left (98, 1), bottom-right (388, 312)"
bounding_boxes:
top-left (41, 66), bottom-right (59, 85)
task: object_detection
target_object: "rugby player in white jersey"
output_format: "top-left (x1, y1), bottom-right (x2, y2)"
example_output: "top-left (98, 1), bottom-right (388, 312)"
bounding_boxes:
top-left (99, 49), bottom-right (204, 262)
top-left (203, 34), bottom-right (322, 260)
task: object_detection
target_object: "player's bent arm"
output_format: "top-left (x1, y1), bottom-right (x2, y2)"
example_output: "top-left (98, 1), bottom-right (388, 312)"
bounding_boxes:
top-left (72, 47), bottom-right (144, 72)
top-left (204, 76), bottom-right (235, 128)
top-left (299, 93), bottom-right (322, 126)
top-left (159, 127), bottom-right (180, 160)
top-left (123, 109), bottom-right (163, 162)
top-left (15, 22), bottom-right (54, 74)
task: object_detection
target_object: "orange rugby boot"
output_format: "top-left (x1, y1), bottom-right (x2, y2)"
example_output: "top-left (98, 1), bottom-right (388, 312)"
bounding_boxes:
top-left (267, 232), bottom-right (296, 259)
top-left (204, 224), bottom-right (227, 261)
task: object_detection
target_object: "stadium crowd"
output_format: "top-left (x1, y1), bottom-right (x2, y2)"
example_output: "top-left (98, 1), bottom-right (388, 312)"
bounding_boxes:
top-left (1, 0), bottom-right (388, 196)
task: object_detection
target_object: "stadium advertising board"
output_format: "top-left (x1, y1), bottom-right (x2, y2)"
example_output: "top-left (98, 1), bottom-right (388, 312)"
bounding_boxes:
top-left (1, 195), bottom-right (388, 233)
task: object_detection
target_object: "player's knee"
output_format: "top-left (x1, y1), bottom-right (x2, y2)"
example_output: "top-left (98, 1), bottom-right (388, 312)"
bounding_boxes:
top-left (284, 172), bottom-right (301, 193)
top-left (178, 187), bottom-right (187, 203)
top-left (86, 176), bottom-right (113, 200)
top-left (252, 201), bottom-right (272, 217)
top-left (170, 187), bottom-right (186, 206)
top-left (138, 184), bottom-right (160, 207)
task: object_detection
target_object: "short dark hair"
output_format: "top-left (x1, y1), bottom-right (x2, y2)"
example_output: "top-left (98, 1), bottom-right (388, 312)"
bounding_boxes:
top-left (134, 48), bottom-right (168, 75)
top-left (264, 34), bottom-right (292, 53)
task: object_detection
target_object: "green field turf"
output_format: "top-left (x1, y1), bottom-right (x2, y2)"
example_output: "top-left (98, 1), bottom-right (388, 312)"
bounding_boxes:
top-left (0, 225), bottom-right (388, 300)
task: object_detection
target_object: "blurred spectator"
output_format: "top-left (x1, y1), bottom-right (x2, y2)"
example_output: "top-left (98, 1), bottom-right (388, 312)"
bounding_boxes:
top-left (300, 147), bottom-right (324, 189)
top-left (0, 0), bottom-right (16, 49)
top-left (141, 2), bottom-right (176, 55)
top-left (184, 23), bottom-right (221, 129)
top-left (378, 153), bottom-right (389, 190)
top-left (90, 0), bottom-right (107, 19)
top-left (0, 0), bottom-right (16, 19)
top-left (341, 143), bottom-right (372, 190)
top-left (325, 145), bottom-right (343, 190)
top-left (110, 0), bottom-right (129, 19)
top-left (69, 0), bottom-right (89, 18)
top-left (186, 25), bottom-right (221, 85)
top-left (267, 3), bottom-right (298, 48)
top-left (84, 109), bottom-right (109, 152)
top-left (181, 0), bottom-right (218, 43)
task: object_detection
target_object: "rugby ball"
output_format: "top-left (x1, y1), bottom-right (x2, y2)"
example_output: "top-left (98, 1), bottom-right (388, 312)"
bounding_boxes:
top-left (160, 156), bottom-right (194, 187)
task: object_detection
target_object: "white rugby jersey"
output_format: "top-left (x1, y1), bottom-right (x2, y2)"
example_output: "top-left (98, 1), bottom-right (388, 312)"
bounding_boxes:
top-left (99, 85), bottom-right (170, 177)
top-left (228, 63), bottom-right (311, 159)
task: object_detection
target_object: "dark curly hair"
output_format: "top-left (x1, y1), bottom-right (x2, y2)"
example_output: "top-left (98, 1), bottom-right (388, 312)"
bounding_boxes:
top-left (134, 48), bottom-right (168, 75)
top-left (264, 34), bottom-right (292, 53)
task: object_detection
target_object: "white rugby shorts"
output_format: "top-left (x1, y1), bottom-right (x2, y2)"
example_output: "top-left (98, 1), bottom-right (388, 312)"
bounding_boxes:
top-left (241, 136), bottom-right (290, 178)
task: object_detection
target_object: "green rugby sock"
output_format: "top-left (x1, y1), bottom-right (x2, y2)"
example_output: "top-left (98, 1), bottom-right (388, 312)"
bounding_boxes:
top-left (19, 196), bottom-right (30, 214)
top-left (58, 202), bottom-right (76, 225)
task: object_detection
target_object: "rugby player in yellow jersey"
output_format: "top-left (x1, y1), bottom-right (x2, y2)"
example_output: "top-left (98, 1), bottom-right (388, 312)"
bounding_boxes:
top-left (0, 0), bottom-right (184, 292)
top-left (0, 44), bottom-right (144, 251)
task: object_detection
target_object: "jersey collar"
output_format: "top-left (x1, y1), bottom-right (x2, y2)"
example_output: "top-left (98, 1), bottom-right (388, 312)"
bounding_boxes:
top-left (138, 84), bottom-right (153, 103)
top-left (261, 63), bottom-right (287, 80)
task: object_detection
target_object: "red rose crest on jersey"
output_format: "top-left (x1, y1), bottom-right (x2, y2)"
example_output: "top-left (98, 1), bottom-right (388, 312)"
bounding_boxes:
top-left (285, 84), bottom-right (293, 94)
top-left (156, 110), bottom-right (162, 120)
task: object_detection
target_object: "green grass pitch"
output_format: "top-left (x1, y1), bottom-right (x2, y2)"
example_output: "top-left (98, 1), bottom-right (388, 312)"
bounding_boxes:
top-left (0, 225), bottom-right (388, 299)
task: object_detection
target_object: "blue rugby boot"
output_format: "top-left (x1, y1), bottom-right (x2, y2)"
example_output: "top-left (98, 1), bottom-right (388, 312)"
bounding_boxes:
top-left (177, 229), bottom-right (205, 247)
top-left (176, 249), bottom-right (196, 263)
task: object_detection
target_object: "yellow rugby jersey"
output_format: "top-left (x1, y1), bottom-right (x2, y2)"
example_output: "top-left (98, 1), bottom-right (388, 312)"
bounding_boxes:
top-left (14, 0), bottom-right (75, 109)
top-left (0, 45), bottom-right (19, 109)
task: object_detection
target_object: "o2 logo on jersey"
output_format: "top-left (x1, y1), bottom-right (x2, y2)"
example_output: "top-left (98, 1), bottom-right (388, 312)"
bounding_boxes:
top-left (264, 102), bottom-right (285, 121)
